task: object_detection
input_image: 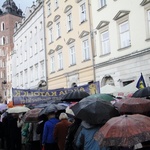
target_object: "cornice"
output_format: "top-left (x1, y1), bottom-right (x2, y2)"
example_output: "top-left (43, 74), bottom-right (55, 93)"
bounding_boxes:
top-left (95, 47), bottom-right (150, 69)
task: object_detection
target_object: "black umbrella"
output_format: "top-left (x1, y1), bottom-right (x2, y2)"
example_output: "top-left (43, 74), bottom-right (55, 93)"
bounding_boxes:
top-left (132, 87), bottom-right (150, 98)
top-left (70, 97), bottom-right (120, 125)
top-left (61, 90), bottom-right (90, 102)
top-left (39, 104), bottom-right (66, 116)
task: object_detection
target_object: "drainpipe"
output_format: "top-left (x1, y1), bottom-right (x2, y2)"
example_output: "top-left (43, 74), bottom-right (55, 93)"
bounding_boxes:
top-left (87, 0), bottom-right (96, 82)
top-left (42, 0), bottom-right (48, 90)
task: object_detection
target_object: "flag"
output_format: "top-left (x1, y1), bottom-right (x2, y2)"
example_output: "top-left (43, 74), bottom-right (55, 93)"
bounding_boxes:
top-left (136, 73), bottom-right (146, 89)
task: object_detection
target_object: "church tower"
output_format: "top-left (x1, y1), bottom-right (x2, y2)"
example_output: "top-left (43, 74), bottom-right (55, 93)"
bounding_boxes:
top-left (0, 0), bottom-right (23, 102)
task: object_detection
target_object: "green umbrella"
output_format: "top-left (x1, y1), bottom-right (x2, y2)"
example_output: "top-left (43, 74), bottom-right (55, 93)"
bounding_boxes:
top-left (88, 93), bottom-right (115, 102)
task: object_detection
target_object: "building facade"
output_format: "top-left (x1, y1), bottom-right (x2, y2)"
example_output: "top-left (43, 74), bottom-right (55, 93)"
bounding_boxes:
top-left (91, 0), bottom-right (150, 88)
top-left (0, 0), bottom-right (23, 102)
top-left (44, 0), bottom-right (95, 89)
top-left (12, 0), bottom-right (47, 90)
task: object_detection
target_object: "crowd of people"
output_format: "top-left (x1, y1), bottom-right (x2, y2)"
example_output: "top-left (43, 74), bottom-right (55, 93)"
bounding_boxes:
top-left (0, 104), bottom-right (150, 150)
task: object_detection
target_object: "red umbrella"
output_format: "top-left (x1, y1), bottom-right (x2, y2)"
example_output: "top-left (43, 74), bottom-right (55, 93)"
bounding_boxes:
top-left (94, 114), bottom-right (150, 147)
top-left (22, 108), bottom-right (43, 123)
top-left (114, 97), bottom-right (150, 114)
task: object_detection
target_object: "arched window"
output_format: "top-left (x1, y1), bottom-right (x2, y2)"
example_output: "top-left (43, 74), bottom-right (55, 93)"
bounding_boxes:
top-left (2, 37), bottom-right (5, 45)
top-left (1, 22), bottom-right (5, 31)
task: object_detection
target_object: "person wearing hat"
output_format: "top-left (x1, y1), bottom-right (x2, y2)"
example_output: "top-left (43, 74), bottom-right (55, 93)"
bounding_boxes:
top-left (54, 113), bottom-right (72, 150)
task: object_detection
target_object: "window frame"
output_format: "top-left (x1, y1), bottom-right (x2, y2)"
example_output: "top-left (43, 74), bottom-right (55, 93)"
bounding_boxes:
top-left (80, 2), bottom-right (86, 23)
top-left (57, 50), bottom-right (63, 70)
top-left (56, 21), bottom-right (61, 39)
top-left (67, 12), bottom-right (72, 32)
top-left (99, 0), bottom-right (106, 8)
top-left (119, 20), bottom-right (130, 48)
top-left (100, 30), bottom-right (110, 55)
top-left (50, 55), bottom-right (55, 73)
top-left (69, 45), bottom-right (76, 66)
top-left (82, 38), bottom-right (90, 61)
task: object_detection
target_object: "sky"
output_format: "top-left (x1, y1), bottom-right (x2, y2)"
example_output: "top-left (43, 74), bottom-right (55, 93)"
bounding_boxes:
top-left (0, 0), bottom-right (34, 13)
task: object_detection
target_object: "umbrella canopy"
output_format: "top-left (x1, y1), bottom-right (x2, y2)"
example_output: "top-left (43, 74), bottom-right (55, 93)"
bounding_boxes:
top-left (87, 93), bottom-right (115, 102)
top-left (94, 114), bottom-right (150, 147)
top-left (39, 104), bottom-right (66, 116)
top-left (6, 106), bottom-right (30, 113)
top-left (22, 108), bottom-right (43, 123)
top-left (132, 87), bottom-right (150, 98)
top-left (34, 103), bottom-right (50, 108)
top-left (71, 97), bottom-right (119, 125)
top-left (0, 103), bottom-right (7, 112)
top-left (114, 97), bottom-right (150, 114)
top-left (61, 90), bottom-right (90, 102)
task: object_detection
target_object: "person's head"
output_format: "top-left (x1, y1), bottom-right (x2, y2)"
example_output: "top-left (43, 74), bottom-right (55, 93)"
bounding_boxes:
top-left (47, 111), bottom-right (56, 119)
top-left (59, 112), bottom-right (68, 120)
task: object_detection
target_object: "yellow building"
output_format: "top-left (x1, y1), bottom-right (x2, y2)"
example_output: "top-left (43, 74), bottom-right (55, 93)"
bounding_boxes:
top-left (44, 0), bottom-right (95, 89)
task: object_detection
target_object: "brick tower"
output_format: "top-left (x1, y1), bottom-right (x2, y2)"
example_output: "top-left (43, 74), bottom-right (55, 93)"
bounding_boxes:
top-left (0, 0), bottom-right (23, 103)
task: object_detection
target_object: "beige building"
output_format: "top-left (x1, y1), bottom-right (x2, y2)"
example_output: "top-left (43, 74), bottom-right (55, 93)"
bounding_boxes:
top-left (91, 0), bottom-right (150, 88)
top-left (44, 0), bottom-right (95, 89)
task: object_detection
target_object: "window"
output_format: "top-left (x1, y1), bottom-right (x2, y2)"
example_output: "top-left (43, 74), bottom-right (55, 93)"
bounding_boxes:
top-left (55, 0), bottom-right (59, 9)
top-left (30, 66), bottom-right (33, 82)
top-left (30, 31), bottom-right (32, 39)
top-left (49, 27), bottom-right (53, 43)
top-left (20, 72), bottom-right (23, 86)
top-left (35, 26), bottom-right (37, 35)
top-left (16, 74), bottom-right (19, 86)
top-left (58, 51), bottom-right (63, 70)
top-left (35, 64), bottom-right (38, 80)
top-left (34, 43), bottom-right (38, 54)
top-left (69, 46), bottom-right (76, 65)
top-left (47, 2), bottom-right (51, 16)
top-left (30, 46), bottom-right (33, 57)
top-left (39, 22), bottom-right (42, 30)
top-left (40, 61), bottom-right (44, 78)
top-left (24, 69), bottom-right (28, 84)
top-left (50, 56), bottom-right (55, 72)
top-left (101, 30), bottom-right (110, 54)
top-left (119, 21), bottom-right (130, 48)
top-left (1, 22), bottom-right (5, 31)
top-left (40, 38), bottom-right (43, 51)
top-left (24, 50), bottom-right (27, 61)
top-left (56, 22), bottom-right (61, 38)
top-left (2, 37), bottom-right (5, 45)
top-left (82, 39), bottom-right (90, 60)
top-left (148, 10), bottom-right (150, 37)
top-left (67, 13), bottom-right (72, 31)
top-left (80, 3), bottom-right (86, 23)
top-left (99, 0), bottom-right (106, 8)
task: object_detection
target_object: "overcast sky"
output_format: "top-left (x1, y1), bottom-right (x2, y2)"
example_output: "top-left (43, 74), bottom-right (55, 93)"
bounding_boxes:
top-left (0, 0), bottom-right (34, 13)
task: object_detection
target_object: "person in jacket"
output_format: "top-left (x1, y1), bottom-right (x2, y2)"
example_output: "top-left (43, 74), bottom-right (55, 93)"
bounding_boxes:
top-left (36, 114), bottom-right (48, 149)
top-left (74, 121), bottom-right (110, 150)
top-left (54, 113), bottom-right (72, 150)
top-left (42, 111), bottom-right (60, 150)
top-left (65, 117), bottom-right (82, 150)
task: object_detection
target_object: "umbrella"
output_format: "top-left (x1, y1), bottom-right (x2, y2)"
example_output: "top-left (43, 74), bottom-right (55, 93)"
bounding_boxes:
top-left (94, 114), bottom-right (150, 147)
top-left (114, 97), bottom-right (150, 114)
top-left (132, 87), bottom-right (150, 98)
top-left (0, 103), bottom-right (7, 112)
top-left (61, 90), bottom-right (90, 102)
top-left (34, 103), bottom-right (50, 108)
top-left (39, 104), bottom-right (66, 116)
top-left (87, 93), bottom-right (115, 102)
top-left (22, 108), bottom-right (43, 123)
top-left (6, 106), bottom-right (30, 113)
top-left (70, 97), bottom-right (119, 125)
